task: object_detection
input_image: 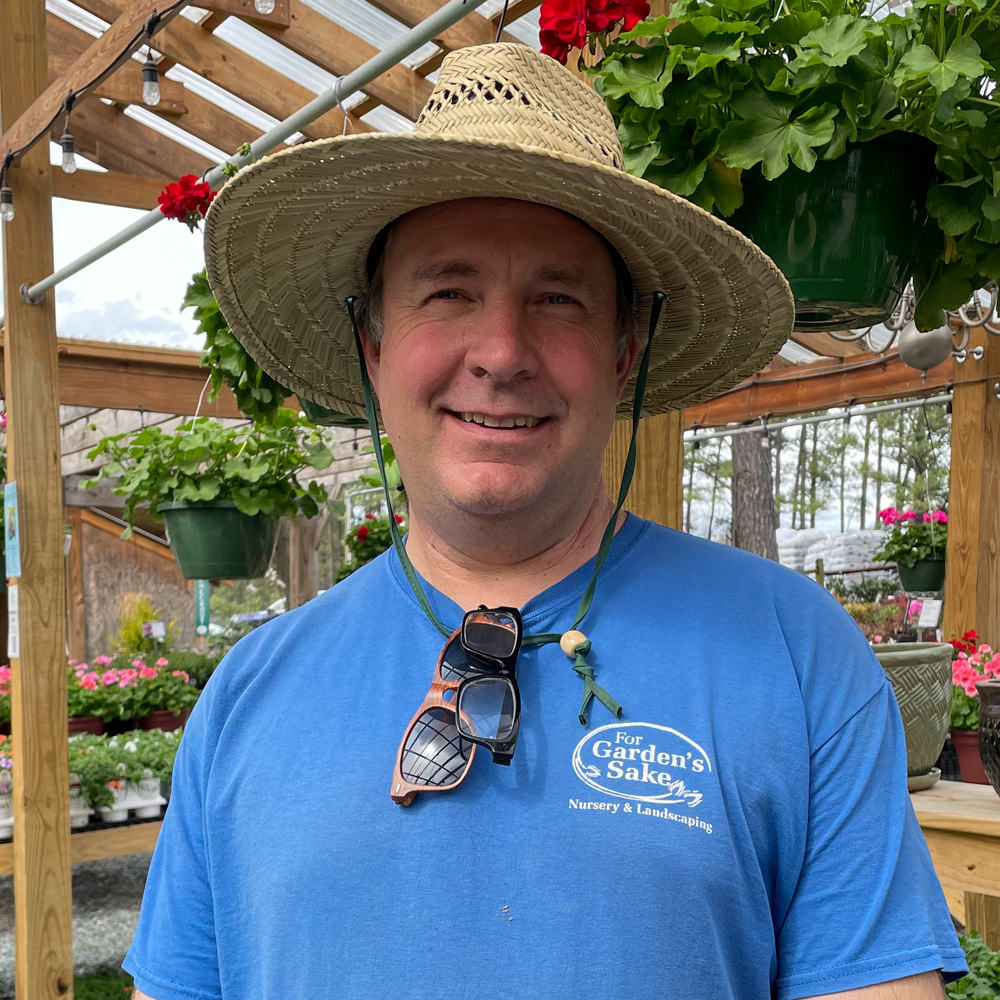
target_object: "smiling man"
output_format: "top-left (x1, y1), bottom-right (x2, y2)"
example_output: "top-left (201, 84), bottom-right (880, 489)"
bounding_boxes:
top-left (125, 43), bottom-right (965, 1000)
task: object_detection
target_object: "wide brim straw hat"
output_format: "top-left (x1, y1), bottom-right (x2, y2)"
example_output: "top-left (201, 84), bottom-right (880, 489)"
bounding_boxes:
top-left (205, 42), bottom-right (794, 419)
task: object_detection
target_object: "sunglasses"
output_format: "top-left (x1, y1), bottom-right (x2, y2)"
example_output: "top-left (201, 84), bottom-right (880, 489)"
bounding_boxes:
top-left (391, 606), bottom-right (523, 806)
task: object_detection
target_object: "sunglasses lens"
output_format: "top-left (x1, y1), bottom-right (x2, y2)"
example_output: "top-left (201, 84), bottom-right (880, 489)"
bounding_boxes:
top-left (456, 676), bottom-right (518, 742)
top-left (463, 610), bottom-right (519, 659)
top-left (440, 635), bottom-right (482, 682)
top-left (398, 706), bottom-right (472, 787)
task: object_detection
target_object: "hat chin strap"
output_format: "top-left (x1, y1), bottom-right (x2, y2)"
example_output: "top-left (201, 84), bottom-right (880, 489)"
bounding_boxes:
top-left (346, 292), bottom-right (665, 726)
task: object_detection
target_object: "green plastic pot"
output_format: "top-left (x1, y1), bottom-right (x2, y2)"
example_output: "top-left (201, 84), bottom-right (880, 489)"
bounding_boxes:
top-left (160, 501), bottom-right (278, 580)
top-left (729, 135), bottom-right (938, 331)
top-left (873, 641), bottom-right (953, 782)
top-left (897, 558), bottom-right (945, 593)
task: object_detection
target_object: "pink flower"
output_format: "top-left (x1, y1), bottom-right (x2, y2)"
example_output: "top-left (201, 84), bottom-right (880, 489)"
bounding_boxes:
top-left (172, 670), bottom-right (190, 684)
top-left (965, 682), bottom-right (979, 697)
top-left (131, 658), bottom-right (146, 669)
top-left (872, 635), bottom-right (883, 643)
top-left (68, 658), bottom-right (78, 666)
top-left (80, 673), bottom-right (99, 691)
top-left (139, 666), bottom-right (159, 680)
top-left (94, 655), bottom-right (112, 667)
top-left (877, 508), bottom-right (900, 525)
top-left (900, 511), bottom-right (918, 521)
top-left (101, 670), bottom-right (118, 686)
top-left (155, 657), bottom-right (169, 667)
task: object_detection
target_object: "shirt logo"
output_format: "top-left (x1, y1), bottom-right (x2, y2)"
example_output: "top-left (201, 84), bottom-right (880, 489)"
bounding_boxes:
top-left (572, 722), bottom-right (712, 806)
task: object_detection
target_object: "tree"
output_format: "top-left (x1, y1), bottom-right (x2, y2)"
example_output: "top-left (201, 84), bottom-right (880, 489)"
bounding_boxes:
top-left (731, 430), bottom-right (778, 560)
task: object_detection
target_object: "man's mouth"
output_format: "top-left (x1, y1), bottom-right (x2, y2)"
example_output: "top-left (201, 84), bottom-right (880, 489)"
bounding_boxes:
top-left (455, 411), bottom-right (546, 429)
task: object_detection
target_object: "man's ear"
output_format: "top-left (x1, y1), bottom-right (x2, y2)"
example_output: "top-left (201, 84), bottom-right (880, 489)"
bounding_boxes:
top-left (360, 329), bottom-right (382, 395)
top-left (615, 336), bottom-right (640, 400)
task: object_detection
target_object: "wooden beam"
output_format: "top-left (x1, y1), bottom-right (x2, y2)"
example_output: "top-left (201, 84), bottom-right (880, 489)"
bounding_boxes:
top-left (1, 0), bottom-right (74, 995)
top-left (250, 1), bottom-right (433, 122)
top-left (53, 97), bottom-right (215, 180)
top-left (789, 330), bottom-right (870, 358)
top-left (203, 0), bottom-right (291, 27)
top-left (51, 169), bottom-right (165, 210)
top-left (49, 52), bottom-right (188, 115)
top-left (0, 821), bottom-right (162, 876)
top-left (49, 13), bottom-right (272, 159)
top-left (0, 0), bottom-right (186, 165)
top-left (498, 0), bottom-right (542, 26)
top-left (943, 325), bottom-right (1000, 649)
top-left (363, 0), bottom-right (523, 63)
top-left (683, 351), bottom-right (955, 428)
top-left (73, 0), bottom-right (371, 138)
top-left (602, 411), bottom-right (684, 528)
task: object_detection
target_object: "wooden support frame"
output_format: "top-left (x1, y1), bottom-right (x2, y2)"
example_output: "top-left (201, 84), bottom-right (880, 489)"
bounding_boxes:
top-left (1, 0), bottom-right (74, 994)
top-left (0, 0), bottom-right (186, 165)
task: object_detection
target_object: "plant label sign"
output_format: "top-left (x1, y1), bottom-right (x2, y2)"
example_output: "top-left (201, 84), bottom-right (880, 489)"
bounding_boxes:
top-left (142, 620), bottom-right (167, 639)
top-left (194, 579), bottom-right (210, 636)
top-left (917, 599), bottom-right (942, 628)
top-left (4, 482), bottom-right (21, 579)
top-left (7, 583), bottom-right (18, 659)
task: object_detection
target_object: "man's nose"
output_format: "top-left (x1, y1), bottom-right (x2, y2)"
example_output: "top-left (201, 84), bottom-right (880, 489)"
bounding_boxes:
top-left (464, 300), bottom-right (538, 383)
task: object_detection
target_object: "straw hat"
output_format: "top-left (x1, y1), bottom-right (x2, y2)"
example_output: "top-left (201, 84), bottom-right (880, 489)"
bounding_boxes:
top-left (205, 42), bottom-right (794, 418)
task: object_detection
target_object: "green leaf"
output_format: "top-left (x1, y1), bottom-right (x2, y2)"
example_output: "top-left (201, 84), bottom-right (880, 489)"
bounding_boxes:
top-left (926, 176), bottom-right (985, 236)
top-left (699, 157), bottom-right (744, 216)
top-left (624, 142), bottom-right (661, 176)
top-left (798, 15), bottom-right (871, 68)
top-left (895, 35), bottom-right (985, 93)
top-left (719, 90), bottom-right (837, 178)
top-left (599, 48), bottom-right (672, 109)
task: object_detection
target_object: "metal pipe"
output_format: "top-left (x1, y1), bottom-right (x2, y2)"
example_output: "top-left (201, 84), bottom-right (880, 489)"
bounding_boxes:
top-left (686, 393), bottom-right (953, 444)
top-left (3, 0), bottom-right (490, 318)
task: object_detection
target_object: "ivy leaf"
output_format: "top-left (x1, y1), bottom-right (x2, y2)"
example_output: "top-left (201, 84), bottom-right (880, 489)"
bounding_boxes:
top-left (719, 89), bottom-right (837, 178)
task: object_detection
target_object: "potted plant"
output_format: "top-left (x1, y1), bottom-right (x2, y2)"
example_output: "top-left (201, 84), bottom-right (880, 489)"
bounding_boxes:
top-left (0, 664), bottom-right (10, 735)
top-left (183, 271), bottom-right (368, 428)
top-left (67, 733), bottom-right (121, 816)
top-left (543, 0), bottom-right (1000, 329)
top-left (83, 410), bottom-right (333, 579)
top-left (948, 629), bottom-right (1000, 783)
top-left (873, 507), bottom-right (948, 591)
top-left (109, 655), bottom-right (200, 730)
top-left (872, 640), bottom-right (953, 790)
top-left (335, 512), bottom-right (407, 583)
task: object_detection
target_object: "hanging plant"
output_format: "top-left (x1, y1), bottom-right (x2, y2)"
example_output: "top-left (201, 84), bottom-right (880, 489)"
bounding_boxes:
top-left (157, 175), bottom-right (217, 231)
top-left (546, 0), bottom-right (1000, 328)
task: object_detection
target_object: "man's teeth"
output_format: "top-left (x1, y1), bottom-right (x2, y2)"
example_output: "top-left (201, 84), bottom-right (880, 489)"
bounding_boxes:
top-left (459, 412), bottom-right (541, 429)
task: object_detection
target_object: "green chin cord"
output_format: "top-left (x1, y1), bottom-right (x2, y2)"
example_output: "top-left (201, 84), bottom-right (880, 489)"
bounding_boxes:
top-left (345, 291), bottom-right (664, 725)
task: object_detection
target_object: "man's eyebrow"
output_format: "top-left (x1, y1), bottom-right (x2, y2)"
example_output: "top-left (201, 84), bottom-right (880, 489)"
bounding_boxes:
top-left (409, 260), bottom-right (480, 283)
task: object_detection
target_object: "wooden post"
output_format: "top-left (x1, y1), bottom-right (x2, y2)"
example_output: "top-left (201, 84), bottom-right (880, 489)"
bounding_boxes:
top-left (942, 325), bottom-right (1000, 648)
top-left (65, 506), bottom-right (87, 661)
top-left (0, 0), bottom-right (74, 995)
top-left (602, 410), bottom-right (684, 528)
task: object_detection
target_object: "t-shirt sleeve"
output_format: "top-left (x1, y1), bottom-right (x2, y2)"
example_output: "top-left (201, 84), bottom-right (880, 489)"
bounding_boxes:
top-left (123, 694), bottom-right (223, 1000)
top-left (774, 678), bottom-right (967, 999)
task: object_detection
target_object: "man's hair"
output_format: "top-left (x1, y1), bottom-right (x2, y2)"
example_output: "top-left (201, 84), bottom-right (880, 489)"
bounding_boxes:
top-left (356, 216), bottom-right (640, 359)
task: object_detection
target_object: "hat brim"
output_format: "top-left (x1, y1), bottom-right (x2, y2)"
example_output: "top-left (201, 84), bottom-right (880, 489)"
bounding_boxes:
top-left (205, 132), bottom-right (794, 418)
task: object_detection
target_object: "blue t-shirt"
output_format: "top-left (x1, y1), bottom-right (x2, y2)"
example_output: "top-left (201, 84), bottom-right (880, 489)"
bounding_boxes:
top-left (125, 517), bottom-right (965, 999)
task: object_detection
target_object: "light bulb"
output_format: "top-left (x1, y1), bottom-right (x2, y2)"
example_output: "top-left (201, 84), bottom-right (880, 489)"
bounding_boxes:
top-left (0, 186), bottom-right (13, 223)
top-left (254, 0), bottom-right (276, 13)
top-left (142, 58), bottom-right (160, 107)
top-left (60, 129), bottom-right (77, 174)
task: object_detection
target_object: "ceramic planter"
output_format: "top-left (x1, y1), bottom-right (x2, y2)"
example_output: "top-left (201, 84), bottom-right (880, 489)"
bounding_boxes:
top-left (950, 728), bottom-right (989, 784)
top-left (729, 135), bottom-right (938, 332)
top-left (897, 559), bottom-right (946, 593)
top-left (160, 500), bottom-right (278, 580)
top-left (874, 641), bottom-right (952, 790)
top-left (975, 679), bottom-right (1000, 798)
top-left (128, 770), bottom-right (167, 820)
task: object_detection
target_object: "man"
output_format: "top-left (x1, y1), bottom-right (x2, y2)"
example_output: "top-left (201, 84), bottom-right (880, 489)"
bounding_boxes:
top-left (125, 43), bottom-right (965, 999)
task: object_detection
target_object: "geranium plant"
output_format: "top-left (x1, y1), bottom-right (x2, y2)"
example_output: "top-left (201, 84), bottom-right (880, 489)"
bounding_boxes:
top-left (873, 508), bottom-right (948, 568)
top-left (949, 629), bottom-right (1000, 730)
top-left (335, 512), bottom-right (406, 583)
top-left (157, 174), bottom-right (217, 231)
top-left (543, 0), bottom-right (1000, 327)
top-left (68, 656), bottom-right (201, 723)
top-left (82, 410), bottom-right (333, 539)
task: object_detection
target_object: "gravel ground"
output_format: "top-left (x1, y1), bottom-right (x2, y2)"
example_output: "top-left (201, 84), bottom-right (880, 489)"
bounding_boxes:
top-left (0, 852), bottom-right (151, 998)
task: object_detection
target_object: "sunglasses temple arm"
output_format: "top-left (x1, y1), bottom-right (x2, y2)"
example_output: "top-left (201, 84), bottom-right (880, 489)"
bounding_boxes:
top-left (346, 296), bottom-right (452, 639)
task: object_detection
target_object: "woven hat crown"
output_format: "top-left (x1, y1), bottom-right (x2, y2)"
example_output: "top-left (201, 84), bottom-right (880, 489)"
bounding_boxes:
top-left (414, 44), bottom-right (624, 171)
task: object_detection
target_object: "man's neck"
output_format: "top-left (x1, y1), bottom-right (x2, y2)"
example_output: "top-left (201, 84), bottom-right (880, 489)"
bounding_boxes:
top-left (401, 493), bottom-right (624, 612)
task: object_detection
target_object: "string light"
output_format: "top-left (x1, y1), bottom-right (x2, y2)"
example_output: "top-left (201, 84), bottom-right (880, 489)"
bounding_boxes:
top-left (59, 128), bottom-right (77, 174)
top-left (0, 185), bottom-right (13, 224)
top-left (254, 0), bottom-right (276, 13)
top-left (141, 51), bottom-right (161, 107)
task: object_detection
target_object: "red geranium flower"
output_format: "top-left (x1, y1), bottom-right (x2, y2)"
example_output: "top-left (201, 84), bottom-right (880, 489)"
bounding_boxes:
top-left (157, 174), bottom-right (217, 231)
top-left (356, 525), bottom-right (370, 542)
top-left (539, 0), bottom-right (587, 63)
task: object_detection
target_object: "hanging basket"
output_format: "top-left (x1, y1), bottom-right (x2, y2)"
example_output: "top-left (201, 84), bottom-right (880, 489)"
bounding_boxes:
top-left (160, 501), bottom-right (278, 580)
top-left (897, 558), bottom-right (946, 593)
top-left (729, 135), bottom-right (938, 332)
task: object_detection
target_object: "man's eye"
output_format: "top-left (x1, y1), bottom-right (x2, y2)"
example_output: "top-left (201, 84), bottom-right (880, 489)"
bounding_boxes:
top-left (430, 289), bottom-right (462, 300)
top-left (545, 293), bottom-right (576, 305)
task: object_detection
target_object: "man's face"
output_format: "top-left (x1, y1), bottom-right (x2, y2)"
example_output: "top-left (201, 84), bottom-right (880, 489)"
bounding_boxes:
top-left (363, 198), bottom-right (636, 532)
